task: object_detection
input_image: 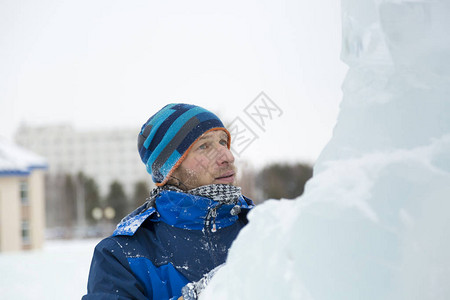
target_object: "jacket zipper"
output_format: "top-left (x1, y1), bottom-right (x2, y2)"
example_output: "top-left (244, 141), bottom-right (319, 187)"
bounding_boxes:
top-left (203, 205), bottom-right (221, 266)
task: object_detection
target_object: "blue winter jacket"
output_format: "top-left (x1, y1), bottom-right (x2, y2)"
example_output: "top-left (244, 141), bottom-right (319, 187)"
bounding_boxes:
top-left (83, 190), bottom-right (254, 300)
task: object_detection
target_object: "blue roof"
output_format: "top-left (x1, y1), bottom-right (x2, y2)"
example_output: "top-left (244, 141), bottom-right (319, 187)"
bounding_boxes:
top-left (0, 137), bottom-right (47, 176)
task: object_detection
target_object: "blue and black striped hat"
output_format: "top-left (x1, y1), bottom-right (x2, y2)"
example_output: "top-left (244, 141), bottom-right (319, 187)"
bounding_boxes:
top-left (138, 103), bottom-right (230, 186)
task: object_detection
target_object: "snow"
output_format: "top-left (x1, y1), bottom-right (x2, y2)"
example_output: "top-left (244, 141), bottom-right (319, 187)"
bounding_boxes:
top-left (0, 137), bottom-right (47, 175)
top-left (0, 239), bottom-right (99, 300)
top-left (201, 1), bottom-right (450, 300)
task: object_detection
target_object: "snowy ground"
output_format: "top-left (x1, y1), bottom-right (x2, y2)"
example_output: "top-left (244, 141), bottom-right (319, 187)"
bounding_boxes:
top-left (0, 239), bottom-right (100, 300)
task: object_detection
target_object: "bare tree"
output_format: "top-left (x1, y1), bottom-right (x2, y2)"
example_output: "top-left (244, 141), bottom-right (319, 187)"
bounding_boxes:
top-left (105, 181), bottom-right (129, 223)
top-left (132, 181), bottom-right (150, 209)
top-left (256, 162), bottom-right (313, 201)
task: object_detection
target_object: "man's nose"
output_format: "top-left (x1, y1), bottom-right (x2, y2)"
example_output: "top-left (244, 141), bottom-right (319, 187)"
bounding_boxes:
top-left (216, 144), bottom-right (235, 165)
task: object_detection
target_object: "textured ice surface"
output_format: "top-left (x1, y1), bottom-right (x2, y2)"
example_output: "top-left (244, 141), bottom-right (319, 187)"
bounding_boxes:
top-left (201, 1), bottom-right (450, 299)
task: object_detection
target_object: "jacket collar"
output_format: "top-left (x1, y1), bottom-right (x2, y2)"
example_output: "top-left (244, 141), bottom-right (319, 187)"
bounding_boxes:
top-left (113, 190), bottom-right (253, 236)
top-left (155, 190), bottom-right (245, 230)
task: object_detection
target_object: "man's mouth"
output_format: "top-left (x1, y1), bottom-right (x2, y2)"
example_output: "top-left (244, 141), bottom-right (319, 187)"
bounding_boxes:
top-left (215, 171), bottom-right (235, 183)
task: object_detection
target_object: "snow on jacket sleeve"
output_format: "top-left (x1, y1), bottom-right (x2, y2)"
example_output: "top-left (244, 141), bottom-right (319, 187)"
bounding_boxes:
top-left (82, 237), bottom-right (148, 300)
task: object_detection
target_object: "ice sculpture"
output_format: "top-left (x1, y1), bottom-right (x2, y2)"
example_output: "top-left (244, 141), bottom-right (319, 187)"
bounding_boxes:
top-left (201, 1), bottom-right (450, 299)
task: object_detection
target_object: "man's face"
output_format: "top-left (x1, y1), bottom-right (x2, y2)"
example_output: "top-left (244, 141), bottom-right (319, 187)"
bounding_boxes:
top-left (171, 130), bottom-right (236, 190)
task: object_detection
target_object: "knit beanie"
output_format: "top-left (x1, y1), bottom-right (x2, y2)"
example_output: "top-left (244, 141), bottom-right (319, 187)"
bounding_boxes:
top-left (138, 103), bottom-right (231, 186)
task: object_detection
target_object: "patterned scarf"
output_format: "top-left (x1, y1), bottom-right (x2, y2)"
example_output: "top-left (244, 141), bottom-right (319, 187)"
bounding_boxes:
top-left (147, 184), bottom-right (242, 206)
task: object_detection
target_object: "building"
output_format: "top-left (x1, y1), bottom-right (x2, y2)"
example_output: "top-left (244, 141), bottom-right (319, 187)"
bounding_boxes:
top-left (14, 124), bottom-right (152, 229)
top-left (15, 124), bottom-right (150, 197)
top-left (0, 137), bottom-right (47, 252)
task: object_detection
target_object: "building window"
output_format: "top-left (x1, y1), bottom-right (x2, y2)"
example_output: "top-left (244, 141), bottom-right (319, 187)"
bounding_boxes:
top-left (20, 181), bottom-right (29, 206)
top-left (22, 220), bottom-right (31, 245)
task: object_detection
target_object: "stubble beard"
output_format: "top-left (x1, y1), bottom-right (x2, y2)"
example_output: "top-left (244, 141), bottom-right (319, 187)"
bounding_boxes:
top-left (173, 164), bottom-right (238, 191)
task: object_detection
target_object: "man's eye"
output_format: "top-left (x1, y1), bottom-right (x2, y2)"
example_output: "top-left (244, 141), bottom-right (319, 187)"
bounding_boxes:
top-left (219, 139), bottom-right (227, 146)
top-left (198, 143), bottom-right (208, 150)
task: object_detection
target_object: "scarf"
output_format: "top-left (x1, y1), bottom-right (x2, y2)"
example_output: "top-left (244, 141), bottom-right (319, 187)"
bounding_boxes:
top-left (147, 184), bottom-right (242, 207)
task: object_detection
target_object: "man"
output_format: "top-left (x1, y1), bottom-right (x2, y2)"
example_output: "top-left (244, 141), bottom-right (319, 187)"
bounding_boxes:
top-left (83, 103), bottom-right (254, 300)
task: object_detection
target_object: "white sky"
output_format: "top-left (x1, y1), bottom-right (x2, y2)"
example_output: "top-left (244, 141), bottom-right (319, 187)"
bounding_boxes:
top-left (0, 0), bottom-right (347, 168)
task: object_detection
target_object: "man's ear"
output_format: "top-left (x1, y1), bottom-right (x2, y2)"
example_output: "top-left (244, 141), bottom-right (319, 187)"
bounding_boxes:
top-left (167, 171), bottom-right (189, 191)
top-left (166, 175), bottom-right (180, 187)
